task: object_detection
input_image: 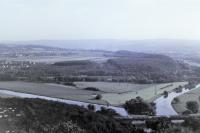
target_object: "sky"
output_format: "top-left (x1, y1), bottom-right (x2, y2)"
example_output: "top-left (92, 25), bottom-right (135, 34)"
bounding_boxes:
top-left (1, 0), bottom-right (200, 41)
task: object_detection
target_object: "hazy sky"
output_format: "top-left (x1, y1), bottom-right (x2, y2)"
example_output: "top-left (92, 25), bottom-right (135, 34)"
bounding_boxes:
top-left (1, 0), bottom-right (200, 41)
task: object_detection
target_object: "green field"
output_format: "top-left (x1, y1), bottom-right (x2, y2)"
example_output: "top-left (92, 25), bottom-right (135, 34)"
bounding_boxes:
top-left (0, 81), bottom-right (104, 103)
top-left (0, 55), bottom-right (110, 64)
top-left (75, 82), bottom-right (154, 93)
top-left (0, 81), bottom-right (187, 106)
top-left (102, 82), bottom-right (187, 105)
top-left (172, 85), bottom-right (200, 114)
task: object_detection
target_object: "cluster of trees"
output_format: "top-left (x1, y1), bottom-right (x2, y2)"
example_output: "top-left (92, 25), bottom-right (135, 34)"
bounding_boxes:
top-left (163, 91), bottom-right (169, 98)
top-left (0, 98), bottom-right (139, 133)
top-left (1, 97), bottom-right (200, 133)
top-left (123, 97), bottom-right (155, 115)
top-left (0, 52), bottom-right (197, 84)
top-left (84, 87), bottom-right (100, 91)
top-left (44, 121), bottom-right (85, 133)
top-left (175, 85), bottom-right (183, 93)
top-left (54, 60), bottom-right (93, 66)
top-left (145, 117), bottom-right (200, 133)
top-left (186, 101), bottom-right (199, 114)
top-left (185, 81), bottom-right (198, 90)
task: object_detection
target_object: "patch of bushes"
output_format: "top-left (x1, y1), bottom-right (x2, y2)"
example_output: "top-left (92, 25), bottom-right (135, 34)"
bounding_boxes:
top-left (172, 98), bottom-right (180, 104)
top-left (97, 107), bottom-right (119, 117)
top-left (63, 82), bottom-right (76, 87)
top-left (186, 101), bottom-right (199, 114)
top-left (95, 94), bottom-right (102, 100)
top-left (54, 60), bottom-right (92, 66)
top-left (182, 110), bottom-right (192, 115)
top-left (84, 87), bottom-right (100, 91)
top-left (175, 85), bottom-right (183, 93)
top-left (87, 104), bottom-right (95, 111)
top-left (124, 97), bottom-right (155, 115)
top-left (163, 91), bottom-right (168, 98)
top-left (0, 98), bottom-right (137, 133)
top-left (183, 118), bottom-right (200, 131)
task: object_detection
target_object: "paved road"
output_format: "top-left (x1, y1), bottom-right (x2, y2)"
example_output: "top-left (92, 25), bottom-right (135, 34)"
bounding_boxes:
top-left (154, 84), bottom-right (200, 116)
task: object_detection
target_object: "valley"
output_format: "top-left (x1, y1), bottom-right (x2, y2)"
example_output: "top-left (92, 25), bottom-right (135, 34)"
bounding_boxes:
top-left (0, 44), bottom-right (199, 132)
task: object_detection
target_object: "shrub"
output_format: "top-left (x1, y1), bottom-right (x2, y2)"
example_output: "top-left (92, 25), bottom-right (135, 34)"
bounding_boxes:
top-left (84, 87), bottom-right (100, 91)
top-left (182, 110), bottom-right (192, 115)
top-left (175, 86), bottom-right (183, 93)
top-left (163, 91), bottom-right (168, 98)
top-left (97, 107), bottom-right (119, 117)
top-left (186, 101), bottom-right (199, 113)
top-left (87, 104), bottom-right (96, 111)
top-left (95, 94), bottom-right (102, 100)
top-left (172, 98), bottom-right (180, 104)
top-left (183, 118), bottom-right (200, 131)
top-left (63, 82), bottom-right (76, 87)
top-left (51, 121), bottom-right (85, 133)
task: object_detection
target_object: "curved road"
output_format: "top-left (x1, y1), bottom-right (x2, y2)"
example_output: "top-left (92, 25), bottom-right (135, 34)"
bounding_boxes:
top-left (0, 84), bottom-right (199, 117)
top-left (0, 89), bottom-right (128, 116)
top-left (155, 84), bottom-right (200, 116)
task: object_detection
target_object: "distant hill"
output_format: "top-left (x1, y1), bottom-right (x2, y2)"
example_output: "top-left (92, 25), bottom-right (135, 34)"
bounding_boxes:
top-left (0, 43), bottom-right (193, 83)
top-left (102, 52), bottom-right (186, 83)
top-left (106, 51), bottom-right (178, 73)
top-left (8, 39), bottom-right (200, 53)
top-left (50, 51), bottom-right (190, 83)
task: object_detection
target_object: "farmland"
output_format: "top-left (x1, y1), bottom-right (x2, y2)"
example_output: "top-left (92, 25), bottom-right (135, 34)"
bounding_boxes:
top-left (3, 55), bottom-right (110, 64)
top-left (0, 81), bottom-right (104, 104)
top-left (0, 45), bottom-right (111, 64)
top-left (75, 82), bottom-right (154, 93)
top-left (0, 45), bottom-right (195, 84)
top-left (0, 81), bottom-right (187, 106)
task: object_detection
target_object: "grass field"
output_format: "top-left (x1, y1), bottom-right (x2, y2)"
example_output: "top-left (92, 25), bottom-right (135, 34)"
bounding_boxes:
top-left (75, 82), bottom-right (154, 93)
top-left (0, 55), bottom-right (110, 64)
top-left (0, 81), bottom-right (188, 106)
top-left (102, 82), bottom-right (187, 105)
top-left (0, 81), bottom-right (107, 104)
top-left (172, 85), bottom-right (200, 114)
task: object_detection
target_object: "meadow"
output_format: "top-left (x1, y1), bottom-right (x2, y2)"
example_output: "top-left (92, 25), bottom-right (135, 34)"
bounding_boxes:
top-left (172, 85), bottom-right (200, 114)
top-left (0, 81), bottom-right (187, 106)
top-left (102, 82), bottom-right (187, 105)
